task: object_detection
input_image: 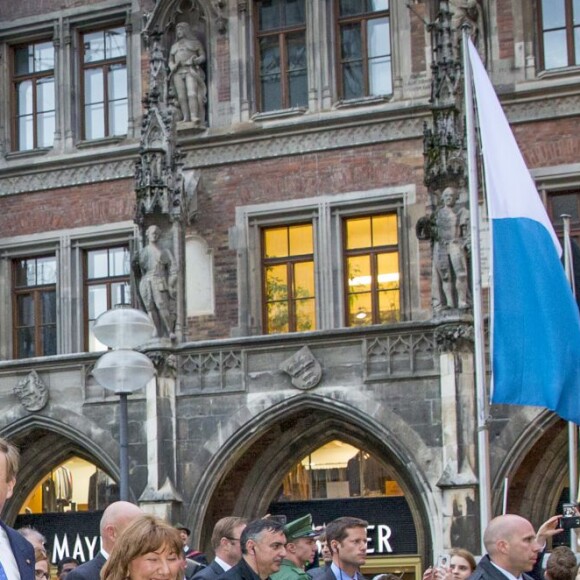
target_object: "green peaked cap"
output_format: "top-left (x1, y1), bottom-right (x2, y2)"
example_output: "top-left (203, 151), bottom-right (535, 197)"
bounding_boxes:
top-left (284, 514), bottom-right (319, 541)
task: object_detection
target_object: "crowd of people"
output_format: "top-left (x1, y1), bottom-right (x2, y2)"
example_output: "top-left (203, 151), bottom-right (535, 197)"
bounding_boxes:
top-left (1, 436), bottom-right (580, 580)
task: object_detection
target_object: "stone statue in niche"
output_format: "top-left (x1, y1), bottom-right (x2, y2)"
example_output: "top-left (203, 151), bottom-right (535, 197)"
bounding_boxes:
top-left (450, 0), bottom-right (484, 49)
top-left (431, 187), bottom-right (470, 312)
top-left (135, 225), bottom-right (178, 339)
top-left (168, 21), bottom-right (207, 125)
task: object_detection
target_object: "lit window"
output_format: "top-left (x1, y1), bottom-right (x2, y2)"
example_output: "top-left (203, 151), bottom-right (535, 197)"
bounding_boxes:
top-left (13, 256), bottom-right (57, 358)
top-left (344, 213), bottom-right (400, 326)
top-left (12, 41), bottom-right (55, 151)
top-left (262, 223), bottom-right (315, 333)
top-left (19, 457), bottom-right (118, 514)
top-left (278, 440), bottom-right (404, 501)
top-left (85, 247), bottom-right (131, 351)
top-left (255, 0), bottom-right (308, 112)
top-left (337, 0), bottom-right (392, 99)
top-left (81, 27), bottom-right (128, 140)
top-left (539, 0), bottom-right (580, 70)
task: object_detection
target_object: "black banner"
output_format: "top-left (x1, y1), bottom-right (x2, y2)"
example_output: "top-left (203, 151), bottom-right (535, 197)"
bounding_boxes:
top-left (15, 511), bottom-right (103, 565)
top-left (268, 496), bottom-right (417, 555)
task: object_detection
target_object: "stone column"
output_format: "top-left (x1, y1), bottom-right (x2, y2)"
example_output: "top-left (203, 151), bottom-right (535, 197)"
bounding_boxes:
top-left (436, 321), bottom-right (479, 554)
top-left (138, 353), bottom-right (183, 522)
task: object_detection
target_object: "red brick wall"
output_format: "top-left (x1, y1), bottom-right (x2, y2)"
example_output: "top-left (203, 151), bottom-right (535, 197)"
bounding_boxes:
top-left (410, 2), bottom-right (427, 74)
top-left (513, 117), bottom-right (580, 167)
top-left (0, 179), bottom-right (134, 238)
top-left (216, 36), bottom-right (231, 103)
top-left (186, 140), bottom-right (429, 339)
top-left (497, 0), bottom-right (515, 60)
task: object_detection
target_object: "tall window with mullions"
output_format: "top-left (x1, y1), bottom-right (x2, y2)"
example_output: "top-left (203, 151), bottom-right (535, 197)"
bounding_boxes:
top-left (336, 0), bottom-right (392, 100)
top-left (85, 246), bottom-right (131, 352)
top-left (344, 213), bottom-right (400, 327)
top-left (81, 27), bottom-right (128, 140)
top-left (13, 256), bottom-right (57, 359)
top-left (12, 41), bottom-right (55, 151)
top-left (262, 223), bottom-right (316, 333)
top-left (255, 0), bottom-right (308, 112)
top-left (539, 0), bottom-right (580, 70)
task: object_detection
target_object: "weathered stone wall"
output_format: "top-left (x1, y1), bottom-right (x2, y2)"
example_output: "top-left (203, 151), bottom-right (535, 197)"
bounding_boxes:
top-left (0, 0), bottom-right (575, 564)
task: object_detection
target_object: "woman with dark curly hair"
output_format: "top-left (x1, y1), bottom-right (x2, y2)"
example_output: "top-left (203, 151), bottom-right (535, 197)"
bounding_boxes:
top-left (101, 514), bottom-right (185, 580)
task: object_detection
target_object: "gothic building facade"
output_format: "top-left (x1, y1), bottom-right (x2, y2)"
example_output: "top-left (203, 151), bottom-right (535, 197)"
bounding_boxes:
top-left (0, 0), bottom-right (578, 572)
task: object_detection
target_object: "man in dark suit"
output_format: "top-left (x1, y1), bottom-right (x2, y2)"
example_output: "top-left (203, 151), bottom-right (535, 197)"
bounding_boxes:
top-left (308, 532), bottom-right (331, 579)
top-left (218, 519), bottom-right (286, 580)
top-left (316, 517), bottom-right (368, 580)
top-left (469, 515), bottom-right (542, 580)
top-left (65, 500), bottom-right (142, 580)
top-left (0, 437), bottom-right (34, 580)
top-left (194, 517), bottom-right (248, 580)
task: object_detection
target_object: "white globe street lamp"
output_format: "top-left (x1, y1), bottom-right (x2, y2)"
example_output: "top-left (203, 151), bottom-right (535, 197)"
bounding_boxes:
top-left (92, 305), bottom-right (156, 501)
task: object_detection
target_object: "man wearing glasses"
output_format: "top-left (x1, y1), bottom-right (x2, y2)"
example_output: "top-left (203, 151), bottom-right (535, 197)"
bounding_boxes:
top-left (194, 517), bottom-right (248, 580)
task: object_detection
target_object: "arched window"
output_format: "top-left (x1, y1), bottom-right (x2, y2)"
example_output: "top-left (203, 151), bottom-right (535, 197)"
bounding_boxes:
top-left (19, 456), bottom-right (118, 514)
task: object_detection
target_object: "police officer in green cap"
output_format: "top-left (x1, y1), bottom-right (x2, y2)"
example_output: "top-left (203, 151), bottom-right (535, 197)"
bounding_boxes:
top-left (271, 515), bottom-right (319, 580)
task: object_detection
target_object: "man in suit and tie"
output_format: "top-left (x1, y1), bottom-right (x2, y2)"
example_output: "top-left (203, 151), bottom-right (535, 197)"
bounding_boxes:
top-left (194, 517), bottom-right (248, 580)
top-left (66, 500), bottom-right (143, 580)
top-left (0, 437), bottom-right (34, 580)
top-left (316, 517), bottom-right (368, 580)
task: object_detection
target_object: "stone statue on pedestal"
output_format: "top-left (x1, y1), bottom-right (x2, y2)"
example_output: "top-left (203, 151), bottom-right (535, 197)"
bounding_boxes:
top-left (419, 187), bottom-right (471, 313)
top-left (135, 225), bottom-right (178, 339)
top-left (168, 22), bottom-right (207, 124)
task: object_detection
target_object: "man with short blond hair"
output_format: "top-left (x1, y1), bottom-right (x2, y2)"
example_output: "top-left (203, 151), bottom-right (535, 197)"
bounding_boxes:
top-left (194, 517), bottom-right (248, 580)
top-left (0, 436), bottom-right (35, 580)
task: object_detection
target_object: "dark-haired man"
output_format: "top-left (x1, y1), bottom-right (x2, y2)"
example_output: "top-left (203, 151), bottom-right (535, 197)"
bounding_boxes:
top-left (318, 517), bottom-right (368, 580)
top-left (0, 437), bottom-right (34, 580)
top-left (308, 532), bottom-right (332, 579)
top-left (218, 519), bottom-right (286, 580)
top-left (57, 557), bottom-right (80, 580)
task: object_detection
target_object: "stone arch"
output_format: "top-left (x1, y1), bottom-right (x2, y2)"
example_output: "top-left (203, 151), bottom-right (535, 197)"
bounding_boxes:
top-left (186, 392), bottom-right (440, 562)
top-left (489, 406), bottom-right (566, 524)
top-left (1, 414), bottom-right (121, 523)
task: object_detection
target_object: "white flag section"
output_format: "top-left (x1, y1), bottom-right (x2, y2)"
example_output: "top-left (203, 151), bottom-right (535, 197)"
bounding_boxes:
top-left (467, 39), bottom-right (580, 424)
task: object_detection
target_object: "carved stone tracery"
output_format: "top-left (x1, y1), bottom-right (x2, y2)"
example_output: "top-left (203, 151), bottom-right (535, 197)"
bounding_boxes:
top-left (419, 1), bottom-right (473, 318)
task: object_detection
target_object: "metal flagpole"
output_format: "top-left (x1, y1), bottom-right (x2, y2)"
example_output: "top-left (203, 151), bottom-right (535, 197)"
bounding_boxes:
top-left (462, 26), bottom-right (492, 551)
top-left (563, 214), bottom-right (578, 553)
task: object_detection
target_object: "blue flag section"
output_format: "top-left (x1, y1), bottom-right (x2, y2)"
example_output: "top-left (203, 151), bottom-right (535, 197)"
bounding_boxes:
top-left (467, 40), bottom-right (580, 424)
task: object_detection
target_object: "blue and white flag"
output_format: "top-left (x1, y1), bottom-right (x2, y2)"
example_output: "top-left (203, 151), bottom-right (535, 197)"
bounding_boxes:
top-left (467, 39), bottom-right (580, 424)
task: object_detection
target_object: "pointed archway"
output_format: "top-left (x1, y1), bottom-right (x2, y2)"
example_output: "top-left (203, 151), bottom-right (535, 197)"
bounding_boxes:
top-left (186, 393), bottom-right (437, 564)
top-left (1, 415), bottom-right (121, 523)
